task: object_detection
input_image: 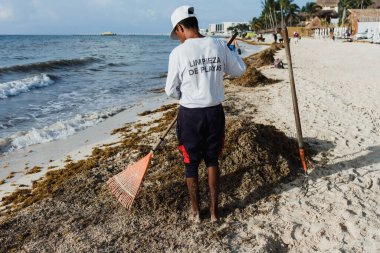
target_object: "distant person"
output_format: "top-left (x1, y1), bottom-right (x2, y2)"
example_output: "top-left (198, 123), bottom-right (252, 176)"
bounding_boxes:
top-left (273, 32), bottom-right (278, 43)
top-left (330, 30), bottom-right (335, 41)
top-left (293, 31), bottom-right (299, 44)
top-left (227, 35), bottom-right (241, 54)
top-left (273, 58), bottom-right (284, 69)
top-left (345, 30), bottom-right (351, 38)
top-left (257, 33), bottom-right (265, 42)
top-left (165, 5), bottom-right (246, 223)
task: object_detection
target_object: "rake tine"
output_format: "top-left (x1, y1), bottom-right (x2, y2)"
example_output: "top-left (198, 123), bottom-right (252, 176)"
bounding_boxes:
top-left (107, 113), bottom-right (178, 210)
top-left (301, 173), bottom-right (309, 196)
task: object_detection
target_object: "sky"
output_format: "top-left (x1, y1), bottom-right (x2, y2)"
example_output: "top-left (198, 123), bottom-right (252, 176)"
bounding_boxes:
top-left (0, 0), bottom-right (310, 35)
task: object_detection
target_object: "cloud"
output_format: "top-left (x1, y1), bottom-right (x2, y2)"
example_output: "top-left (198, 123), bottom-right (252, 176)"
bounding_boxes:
top-left (0, 3), bottom-right (13, 21)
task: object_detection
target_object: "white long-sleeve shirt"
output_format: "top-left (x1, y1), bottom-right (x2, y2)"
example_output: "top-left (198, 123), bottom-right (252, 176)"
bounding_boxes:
top-left (165, 37), bottom-right (246, 108)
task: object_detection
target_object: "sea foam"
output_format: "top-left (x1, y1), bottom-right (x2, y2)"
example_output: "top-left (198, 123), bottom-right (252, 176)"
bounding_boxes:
top-left (0, 74), bottom-right (54, 99)
top-left (1, 107), bottom-right (126, 152)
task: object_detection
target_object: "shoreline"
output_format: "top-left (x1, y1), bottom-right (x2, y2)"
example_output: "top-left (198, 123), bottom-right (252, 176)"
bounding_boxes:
top-left (0, 40), bottom-right (264, 202)
top-left (0, 95), bottom-right (175, 200)
top-left (1, 38), bottom-right (379, 252)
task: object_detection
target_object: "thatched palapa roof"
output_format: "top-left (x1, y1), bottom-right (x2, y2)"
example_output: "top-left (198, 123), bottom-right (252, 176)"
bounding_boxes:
top-left (316, 0), bottom-right (339, 7)
top-left (348, 9), bottom-right (380, 22)
top-left (305, 17), bottom-right (322, 29)
top-left (316, 9), bottom-right (339, 18)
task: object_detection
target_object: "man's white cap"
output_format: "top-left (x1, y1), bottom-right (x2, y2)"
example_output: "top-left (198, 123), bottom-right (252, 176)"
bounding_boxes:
top-left (170, 5), bottom-right (196, 40)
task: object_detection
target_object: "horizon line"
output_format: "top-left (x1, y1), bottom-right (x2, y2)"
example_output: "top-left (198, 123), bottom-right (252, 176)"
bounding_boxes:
top-left (0, 33), bottom-right (171, 36)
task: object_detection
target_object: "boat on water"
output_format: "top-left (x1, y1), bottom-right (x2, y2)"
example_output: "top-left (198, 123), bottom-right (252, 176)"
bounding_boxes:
top-left (101, 31), bottom-right (116, 36)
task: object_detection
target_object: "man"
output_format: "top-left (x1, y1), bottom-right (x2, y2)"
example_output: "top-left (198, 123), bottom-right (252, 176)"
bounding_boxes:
top-left (165, 5), bottom-right (246, 222)
top-left (273, 32), bottom-right (278, 43)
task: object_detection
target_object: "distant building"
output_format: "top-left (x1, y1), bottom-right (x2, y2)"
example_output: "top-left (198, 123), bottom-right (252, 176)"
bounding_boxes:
top-left (208, 23), bottom-right (224, 33)
top-left (348, 9), bottom-right (380, 35)
top-left (208, 21), bottom-right (249, 35)
top-left (315, 0), bottom-right (339, 24)
top-left (316, 0), bottom-right (338, 10)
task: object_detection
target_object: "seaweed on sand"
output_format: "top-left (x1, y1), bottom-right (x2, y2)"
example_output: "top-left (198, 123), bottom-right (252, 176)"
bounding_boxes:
top-left (0, 106), bottom-right (178, 214)
top-left (232, 65), bottom-right (276, 87)
top-left (0, 111), bottom-right (309, 252)
top-left (231, 43), bottom-right (283, 87)
top-left (138, 103), bottom-right (177, 116)
top-left (244, 43), bottom-right (284, 68)
top-left (25, 166), bottom-right (42, 175)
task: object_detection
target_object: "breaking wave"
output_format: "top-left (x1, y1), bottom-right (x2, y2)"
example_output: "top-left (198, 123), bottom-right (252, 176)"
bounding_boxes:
top-left (0, 107), bottom-right (126, 153)
top-left (0, 74), bottom-right (55, 99)
top-left (0, 57), bottom-right (99, 74)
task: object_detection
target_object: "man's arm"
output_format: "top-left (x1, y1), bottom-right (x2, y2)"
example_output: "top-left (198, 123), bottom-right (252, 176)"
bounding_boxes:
top-left (165, 52), bottom-right (182, 99)
top-left (224, 43), bottom-right (246, 77)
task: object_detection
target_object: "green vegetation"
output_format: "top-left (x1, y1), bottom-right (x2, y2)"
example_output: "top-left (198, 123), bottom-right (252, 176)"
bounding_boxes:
top-left (251, 0), bottom-right (303, 31)
top-left (250, 0), bottom-right (375, 31)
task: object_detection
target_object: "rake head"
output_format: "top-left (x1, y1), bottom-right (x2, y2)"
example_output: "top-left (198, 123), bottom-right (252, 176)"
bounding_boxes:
top-left (301, 173), bottom-right (309, 196)
top-left (107, 152), bottom-right (153, 209)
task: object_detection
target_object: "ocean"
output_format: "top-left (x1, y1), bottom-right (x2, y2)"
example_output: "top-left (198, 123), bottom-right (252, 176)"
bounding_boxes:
top-left (0, 35), bottom-right (260, 154)
top-left (0, 35), bottom-right (177, 153)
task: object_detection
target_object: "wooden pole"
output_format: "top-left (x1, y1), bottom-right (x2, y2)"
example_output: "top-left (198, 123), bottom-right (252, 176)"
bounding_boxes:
top-left (282, 26), bottom-right (308, 174)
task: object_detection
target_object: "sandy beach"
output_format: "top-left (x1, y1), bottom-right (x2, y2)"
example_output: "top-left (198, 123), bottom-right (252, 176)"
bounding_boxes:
top-left (227, 38), bottom-right (380, 252)
top-left (0, 38), bottom-right (379, 252)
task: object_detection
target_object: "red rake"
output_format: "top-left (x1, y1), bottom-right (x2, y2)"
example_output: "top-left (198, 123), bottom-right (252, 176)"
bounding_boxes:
top-left (107, 114), bottom-right (177, 209)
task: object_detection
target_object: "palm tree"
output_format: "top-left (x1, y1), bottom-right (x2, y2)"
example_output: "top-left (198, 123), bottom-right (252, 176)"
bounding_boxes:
top-left (301, 2), bottom-right (318, 14)
top-left (286, 3), bottom-right (300, 26)
top-left (250, 17), bottom-right (264, 31)
top-left (261, 0), bottom-right (278, 30)
top-left (354, 0), bottom-right (373, 8)
top-left (338, 0), bottom-right (353, 26)
top-left (278, 0), bottom-right (288, 27)
top-left (277, 0), bottom-right (300, 27)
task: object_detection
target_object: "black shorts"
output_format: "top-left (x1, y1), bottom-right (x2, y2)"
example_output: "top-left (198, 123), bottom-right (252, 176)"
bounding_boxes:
top-left (177, 104), bottom-right (225, 178)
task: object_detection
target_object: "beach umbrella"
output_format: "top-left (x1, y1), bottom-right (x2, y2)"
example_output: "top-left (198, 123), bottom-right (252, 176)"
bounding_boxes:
top-left (282, 26), bottom-right (309, 194)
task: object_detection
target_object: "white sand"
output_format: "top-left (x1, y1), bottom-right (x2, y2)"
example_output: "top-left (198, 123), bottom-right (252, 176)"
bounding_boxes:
top-left (0, 95), bottom-right (175, 199)
top-left (228, 38), bottom-right (380, 252)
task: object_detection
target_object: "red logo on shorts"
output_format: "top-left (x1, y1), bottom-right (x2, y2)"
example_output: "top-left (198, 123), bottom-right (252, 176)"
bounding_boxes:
top-left (178, 145), bottom-right (190, 164)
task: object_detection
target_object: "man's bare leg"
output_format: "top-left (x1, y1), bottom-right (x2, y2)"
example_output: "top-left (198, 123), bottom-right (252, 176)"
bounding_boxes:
top-left (208, 166), bottom-right (219, 222)
top-left (186, 177), bottom-right (200, 222)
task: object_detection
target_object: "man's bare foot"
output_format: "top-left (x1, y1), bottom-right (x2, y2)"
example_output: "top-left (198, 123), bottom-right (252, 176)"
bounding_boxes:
top-left (189, 210), bottom-right (201, 223)
top-left (210, 213), bottom-right (219, 223)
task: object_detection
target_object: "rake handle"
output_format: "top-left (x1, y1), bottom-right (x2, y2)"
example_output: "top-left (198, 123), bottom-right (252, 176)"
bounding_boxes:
top-left (151, 113), bottom-right (178, 152)
top-left (227, 31), bottom-right (238, 48)
top-left (282, 26), bottom-right (308, 174)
